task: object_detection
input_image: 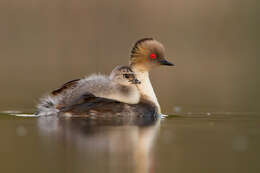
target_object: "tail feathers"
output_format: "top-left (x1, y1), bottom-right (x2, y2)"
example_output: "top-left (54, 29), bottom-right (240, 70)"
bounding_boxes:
top-left (35, 95), bottom-right (61, 116)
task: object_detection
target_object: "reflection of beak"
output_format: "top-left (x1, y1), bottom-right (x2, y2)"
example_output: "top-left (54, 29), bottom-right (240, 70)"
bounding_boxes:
top-left (130, 79), bottom-right (141, 84)
top-left (159, 59), bottom-right (176, 66)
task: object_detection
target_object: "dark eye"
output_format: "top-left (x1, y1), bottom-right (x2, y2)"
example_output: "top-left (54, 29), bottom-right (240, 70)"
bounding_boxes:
top-left (123, 74), bottom-right (130, 78)
top-left (149, 53), bottom-right (156, 59)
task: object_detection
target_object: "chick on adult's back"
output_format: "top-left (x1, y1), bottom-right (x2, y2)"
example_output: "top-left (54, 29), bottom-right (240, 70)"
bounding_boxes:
top-left (36, 66), bottom-right (140, 116)
top-left (62, 65), bottom-right (140, 106)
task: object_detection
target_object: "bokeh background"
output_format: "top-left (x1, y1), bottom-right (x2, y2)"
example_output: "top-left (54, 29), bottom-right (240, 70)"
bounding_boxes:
top-left (0, 0), bottom-right (258, 113)
top-left (0, 1), bottom-right (259, 173)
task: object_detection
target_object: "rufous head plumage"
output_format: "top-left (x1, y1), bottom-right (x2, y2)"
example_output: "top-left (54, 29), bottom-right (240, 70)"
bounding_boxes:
top-left (129, 38), bottom-right (175, 71)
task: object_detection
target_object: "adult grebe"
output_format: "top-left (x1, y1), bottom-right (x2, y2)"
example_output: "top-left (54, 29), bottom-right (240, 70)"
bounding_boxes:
top-left (129, 38), bottom-right (175, 113)
top-left (36, 38), bottom-right (175, 118)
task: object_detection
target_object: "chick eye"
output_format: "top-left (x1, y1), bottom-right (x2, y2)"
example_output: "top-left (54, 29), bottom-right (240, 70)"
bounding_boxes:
top-left (149, 53), bottom-right (156, 59)
top-left (123, 74), bottom-right (130, 79)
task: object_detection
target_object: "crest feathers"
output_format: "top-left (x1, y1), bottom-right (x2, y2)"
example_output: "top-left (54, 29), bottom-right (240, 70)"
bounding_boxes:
top-left (130, 38), bottom-right (154, 58)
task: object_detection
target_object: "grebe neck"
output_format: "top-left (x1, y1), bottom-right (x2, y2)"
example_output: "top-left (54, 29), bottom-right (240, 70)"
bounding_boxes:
top-left (131, 67), bottom-right (161, 113)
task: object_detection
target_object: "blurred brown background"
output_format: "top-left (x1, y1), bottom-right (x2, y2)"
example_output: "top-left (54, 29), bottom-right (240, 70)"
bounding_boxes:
top-left (0, 0), bottom-right (258, 113)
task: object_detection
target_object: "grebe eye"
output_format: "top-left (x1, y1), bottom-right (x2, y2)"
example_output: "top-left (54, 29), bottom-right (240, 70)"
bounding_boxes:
top-left (150, 53), bottom-right (156, 59)
top-left (123, 74), bottom-right (130, 78)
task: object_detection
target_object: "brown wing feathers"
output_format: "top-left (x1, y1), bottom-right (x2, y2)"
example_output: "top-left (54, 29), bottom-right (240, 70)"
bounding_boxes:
top-left (51, 79), bottom-right (80, 96)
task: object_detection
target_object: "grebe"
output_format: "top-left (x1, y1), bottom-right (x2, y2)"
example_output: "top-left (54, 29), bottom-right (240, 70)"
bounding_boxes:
top-left (129, 38), bottom-right (175, 113)
top-left (36, 66), bottom-right (141, 116)
top-left (36, 38), bottom-right (175, 118)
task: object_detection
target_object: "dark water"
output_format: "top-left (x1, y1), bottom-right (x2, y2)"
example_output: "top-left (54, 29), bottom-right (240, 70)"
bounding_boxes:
top-left (0, 110), bottom-right (259, 173)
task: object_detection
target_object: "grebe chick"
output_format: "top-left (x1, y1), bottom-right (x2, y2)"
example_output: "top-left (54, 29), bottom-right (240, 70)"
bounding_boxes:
top-left (62, 65), bottom-right (141, 106)
top-left (36, 66), bottom-right (140, 116)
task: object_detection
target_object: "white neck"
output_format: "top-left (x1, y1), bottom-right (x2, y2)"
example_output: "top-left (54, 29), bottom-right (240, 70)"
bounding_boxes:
top-left (132, 67), bottom-right (161, 113)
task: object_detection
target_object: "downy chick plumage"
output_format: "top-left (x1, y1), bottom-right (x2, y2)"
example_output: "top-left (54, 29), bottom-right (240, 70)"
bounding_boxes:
top-left (36, 65), bottom-right (140, 116)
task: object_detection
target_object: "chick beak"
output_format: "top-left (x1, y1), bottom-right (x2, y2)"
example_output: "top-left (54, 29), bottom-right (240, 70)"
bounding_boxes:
top-left (130, 79), bottom-right (141, 84)
top-left (159, 59), bottom-right (176, 66)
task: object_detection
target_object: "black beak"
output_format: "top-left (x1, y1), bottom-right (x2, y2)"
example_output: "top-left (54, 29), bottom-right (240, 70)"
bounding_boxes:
top-left (130, 79), bottom-right (141, 84)
top-left (159, 59), bottom-right (176, 66)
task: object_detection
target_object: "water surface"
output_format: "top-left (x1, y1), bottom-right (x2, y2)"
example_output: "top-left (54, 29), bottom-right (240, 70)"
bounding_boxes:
top-left (0, 110), bottom-right (259, 173)
top-left (0, 0), bottom-right (258, 172)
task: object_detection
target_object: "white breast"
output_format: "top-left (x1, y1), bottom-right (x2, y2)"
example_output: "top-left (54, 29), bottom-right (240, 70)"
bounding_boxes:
top-left (133, 69), bottom-right (161, 113)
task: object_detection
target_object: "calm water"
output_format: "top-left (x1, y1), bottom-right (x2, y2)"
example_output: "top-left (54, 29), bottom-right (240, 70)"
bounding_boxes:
top-left (0, 0), bottom-right (258, 172)
top-left (0, 110), bottom-right (259, 173)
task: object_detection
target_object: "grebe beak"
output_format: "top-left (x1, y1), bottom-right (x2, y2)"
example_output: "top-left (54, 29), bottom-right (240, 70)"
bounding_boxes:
top-left (130, 79), bottom-right (141, 84)
top-left (159, 59), bottom-right (176, 66)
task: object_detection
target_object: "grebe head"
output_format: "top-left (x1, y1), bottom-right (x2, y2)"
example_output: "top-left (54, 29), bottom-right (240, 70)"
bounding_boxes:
top-left (130, 38), bottom-right (175, 71)
top-left (109, 65), bottom-right (141, 86)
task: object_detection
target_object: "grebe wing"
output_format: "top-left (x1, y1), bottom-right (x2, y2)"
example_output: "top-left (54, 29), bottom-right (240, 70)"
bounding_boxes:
top-left (51, 79), bottom-right (81, 96)
top-left (59, 93), bottom-right (158, 120)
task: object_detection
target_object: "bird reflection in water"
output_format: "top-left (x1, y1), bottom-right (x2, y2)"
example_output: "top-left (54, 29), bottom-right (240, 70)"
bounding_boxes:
top-left (37, 114), bottom-right (160, 173)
